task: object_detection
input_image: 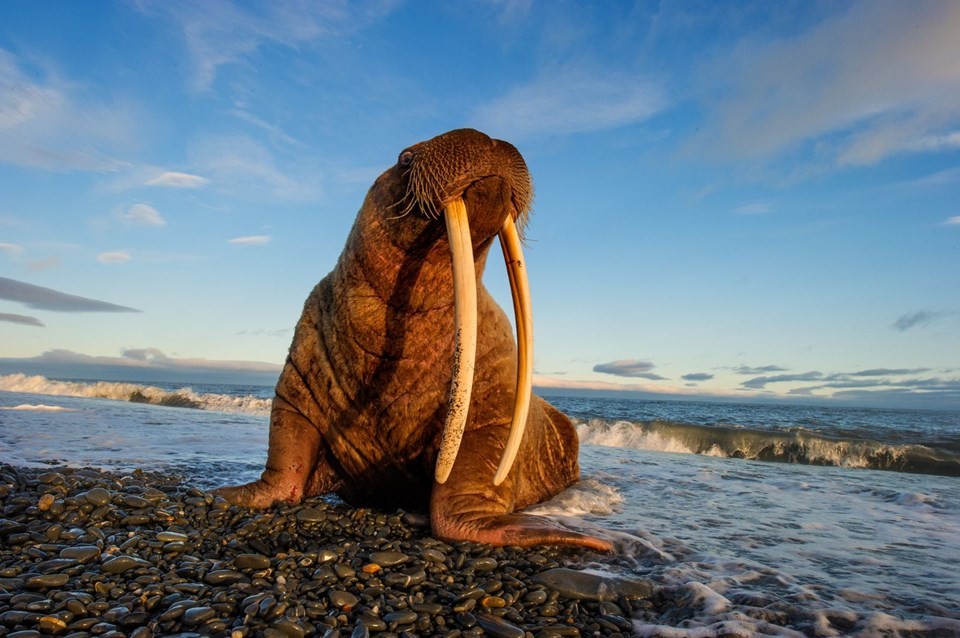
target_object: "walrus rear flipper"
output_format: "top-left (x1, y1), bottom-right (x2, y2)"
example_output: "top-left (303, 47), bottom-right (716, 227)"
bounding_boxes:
top-left (429, 428), bottom-right (614, 552)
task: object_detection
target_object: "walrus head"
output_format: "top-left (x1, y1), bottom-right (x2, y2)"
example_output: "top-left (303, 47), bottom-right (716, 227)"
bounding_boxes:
top-left (387, 128), bottom-right (535, 488)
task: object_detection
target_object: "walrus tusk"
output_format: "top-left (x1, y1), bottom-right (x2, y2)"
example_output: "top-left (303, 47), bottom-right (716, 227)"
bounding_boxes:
top-left (436, 197), bottom-right (478, 484)
top-left (493, 215), bottom-right (533, 486)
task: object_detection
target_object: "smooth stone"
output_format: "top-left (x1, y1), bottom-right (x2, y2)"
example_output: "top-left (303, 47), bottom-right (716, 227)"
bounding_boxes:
top-left (121, 515), bottom-right (152, 526)
top-left (157, 531), bottom-right (188, 543)
top-left (523, 590), bottom-right (548, 604)
top-left (272, 618), bottom-right (307, 638)
top-left (84, 488), bottom-right (112, 506)
top-left (369, 551), bottom-right (409, 566)
top-left (25, 573), bottom-right (70, 589)
top-left (203, 570), bottom-right (245, 585)
top-left (329, 590), bottom-right (359, 609)
top-left (481, 596), bottom-right (506, 608)
top-left (421, 548), bottom-right (446, 563)
top-left (234, 554), bottom-right (271, 570)
top-left (101, 555), bottom-right (151, 574)
top-left (532, 568), bottom-right (655, 601)
top-left (122, 495), bottom-right (151, 508)
top-left (469, 557), bottom-right (498, 572)
top-left (60, 545), bottom-right (100, 563)
top-left (183, 606), bottom-right (216, 625)
top-left (358, 612), bottom-right (386, 631)
top-left (350, 625), bottom-right (370, 638)
top-left (476, 614), bottom-right (525, 638)
top-left (384, 611), bottom-right (418, 625)
top-left (37, 494), bottom-right (56, 512)
top-left (384, 568), bottom-right (426, 588)
top-left (412, 603), bottom-right (443, 615)
top-left (334, 563), bottom-right (356, 579)
top-left (296, 507), bottom-right (325, 522)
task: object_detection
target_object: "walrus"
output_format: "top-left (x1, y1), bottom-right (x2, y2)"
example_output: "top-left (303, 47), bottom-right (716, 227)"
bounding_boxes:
top-left (215, 129), bottom-right (612, 552)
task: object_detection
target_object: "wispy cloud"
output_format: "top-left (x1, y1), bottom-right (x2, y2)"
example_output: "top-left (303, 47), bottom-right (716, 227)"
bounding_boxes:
top-left (690, 1), bottom-right (960, 169)
top-left (0, 242), bottom-right (25, 258)
top-left (593, 359), bottom-right (667, 380)
top-left (946, 216), bottom-right (960, 226)
top-left (134, 0), bottom-right (398, 92)
top-left (121, 203), bottom-right (166, 227)
top-left (228, 235), bottom-right (271, 246)
top-left (0, 312), bottom-right (44, 327)
top-left (892, 311), bottom-right (947, 332)
top-left (97, 250), bottom-right (132, 264)
top-left (0, 49), bottom-right (135, 172)
top-left (473, 66), bottom-right (666, 139)
top-left (742, 371), bottom-right (823, 389)
top-left (742, 367), bottom-right (958, 402)
top-left (0, 276), bottom-right (139, 312)
top-left (145, 171), bottom-right (209, 189)
top-left (682, 373), bottom-right (714, 382)
top-left (190, 135), bottom-right (323, 202)
top-left (732, 365), bottom-right (788, 375)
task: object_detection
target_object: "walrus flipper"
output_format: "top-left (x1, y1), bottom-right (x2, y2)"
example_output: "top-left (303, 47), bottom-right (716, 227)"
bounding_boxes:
top-left (429, 428), bottom-right (614, 552)
top-left (213, 396), bottom-right (342, 507)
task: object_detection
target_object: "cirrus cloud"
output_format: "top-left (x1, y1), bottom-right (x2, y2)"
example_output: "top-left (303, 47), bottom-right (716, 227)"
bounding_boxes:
top-left (145, 171), bottom-right (209, 189)
top-left (97, 250), bottom-right (132, 264)
top-left (228, 235), bottom-right (271, 246)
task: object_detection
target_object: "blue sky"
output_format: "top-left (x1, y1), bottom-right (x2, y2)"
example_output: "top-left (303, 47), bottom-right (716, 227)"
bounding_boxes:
top-left (1, 1), bottom-right (958, 409)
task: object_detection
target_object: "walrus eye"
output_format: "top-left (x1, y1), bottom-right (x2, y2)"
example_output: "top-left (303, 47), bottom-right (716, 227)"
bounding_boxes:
top-left (398, 150), bottom-right (414, 166)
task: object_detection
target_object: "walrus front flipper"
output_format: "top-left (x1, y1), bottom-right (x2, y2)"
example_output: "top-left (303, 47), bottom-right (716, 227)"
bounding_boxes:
top-left (214, 397), bottom-right (342, 508)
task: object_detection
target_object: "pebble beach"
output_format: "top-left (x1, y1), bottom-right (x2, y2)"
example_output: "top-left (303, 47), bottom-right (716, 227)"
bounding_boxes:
top-left (0, 464), bottom-right (658, 638)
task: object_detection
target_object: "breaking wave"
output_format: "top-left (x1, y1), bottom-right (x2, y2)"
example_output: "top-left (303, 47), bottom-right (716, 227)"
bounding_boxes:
top-left (0, 374), bottom-right (272, 417)
top-left (575, 418), bottom-right (960, 477)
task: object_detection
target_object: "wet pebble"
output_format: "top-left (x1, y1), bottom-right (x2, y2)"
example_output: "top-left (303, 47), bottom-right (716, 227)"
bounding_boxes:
top-left (476, 613), bottom-right (525, 638)
top-left (25, 573), bottom-right (70, 589)
top-left (59, 545), bottom-right (100, 562)
top-left (369, 550), bottom-right (409, 566)
top-left (329, 590), bottom-right (359, 609)
top-left (0, 465), bottom-right (659, 638)
top-left (234, 553), bottom-right (271, 570)
top-left (101, 555), bottom-right (151, 574)
top-left (84, 487), bottom-right (112, 506)
top-left (533, 567), bottom-right (655, 601)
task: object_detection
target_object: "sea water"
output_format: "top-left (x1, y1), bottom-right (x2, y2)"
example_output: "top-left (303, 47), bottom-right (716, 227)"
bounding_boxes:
top-left (1, 373), bottom-right (958, 636)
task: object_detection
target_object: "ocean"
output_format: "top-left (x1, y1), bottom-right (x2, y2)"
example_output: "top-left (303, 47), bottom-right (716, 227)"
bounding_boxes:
top-left (1, 373), bottom-right (958, 636)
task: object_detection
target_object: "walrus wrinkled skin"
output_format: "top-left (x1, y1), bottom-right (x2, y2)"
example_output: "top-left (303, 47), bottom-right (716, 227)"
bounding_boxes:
top-left (216, 129), bottom-right (612, 551)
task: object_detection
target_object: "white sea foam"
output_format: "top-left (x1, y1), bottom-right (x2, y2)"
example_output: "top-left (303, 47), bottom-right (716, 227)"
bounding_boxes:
top-left (0, 403), bottom-right (76, 411)
top-left (0, 373), bottom-right (272, 416)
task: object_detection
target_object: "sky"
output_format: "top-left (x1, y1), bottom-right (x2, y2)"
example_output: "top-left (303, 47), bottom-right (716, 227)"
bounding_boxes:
top-left (1, 0), bottom-right (958, 410)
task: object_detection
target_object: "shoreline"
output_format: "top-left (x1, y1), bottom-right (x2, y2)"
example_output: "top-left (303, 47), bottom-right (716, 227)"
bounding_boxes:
top-left (0, 464), bottom-right (656, 637)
